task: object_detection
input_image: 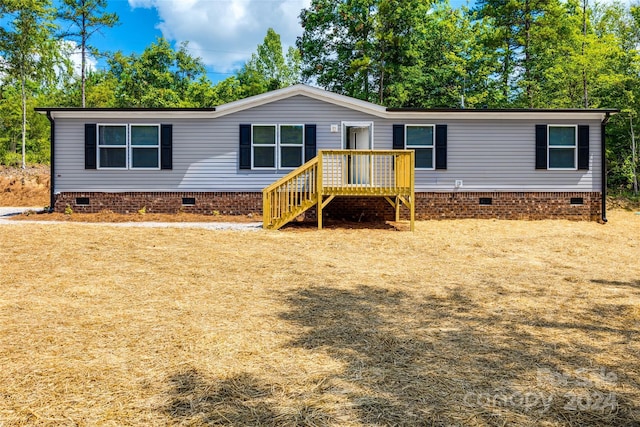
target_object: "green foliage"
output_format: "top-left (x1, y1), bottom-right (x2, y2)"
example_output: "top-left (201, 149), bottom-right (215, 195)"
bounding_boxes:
top-left (236, 28), bottom-right (302, 98)
top-left (0, 83), bottom-right (52, 166)
top-left (64, 204), bottom-right (73, 215)
top-left (109, 38), bottom-right (212, 108)
top-left (0, 0), bottom-right (62, 168)
top-left (298, 0), bottom-right (378, 101)
top-left (57, 0), bottom-right (119, 107)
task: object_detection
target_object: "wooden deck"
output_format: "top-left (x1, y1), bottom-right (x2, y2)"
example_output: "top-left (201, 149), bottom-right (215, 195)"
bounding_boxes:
top-left (263, 150), bottom-right (415, 230)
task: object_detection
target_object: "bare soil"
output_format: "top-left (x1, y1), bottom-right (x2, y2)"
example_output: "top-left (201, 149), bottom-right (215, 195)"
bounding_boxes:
top-left (0, 166), bottom-right (50, 207)
top-left (10, 210), bottom-right (262, 223)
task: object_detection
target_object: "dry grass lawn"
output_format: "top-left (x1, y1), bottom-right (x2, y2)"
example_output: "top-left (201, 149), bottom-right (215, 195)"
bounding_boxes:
top-left (1, 212), bottom-right (639, 426)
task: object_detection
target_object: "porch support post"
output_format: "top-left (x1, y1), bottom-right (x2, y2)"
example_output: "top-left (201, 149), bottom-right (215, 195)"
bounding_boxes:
top-left (317, 151), bottom-right (323, 230)
top-left (395, 196), bottom-right (400, 222)
top-left (410, 150), bottom-right (415, 231)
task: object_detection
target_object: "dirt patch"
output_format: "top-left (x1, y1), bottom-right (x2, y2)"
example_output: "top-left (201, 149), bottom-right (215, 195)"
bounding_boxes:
top-left (10, 210), bottom-right (261, 223)
top-left (607, 195), bottom-right (640, 211)
top-left (0, 165), bottom-right (50, 207)
top-left (0, 211), bottom-right (638, 426)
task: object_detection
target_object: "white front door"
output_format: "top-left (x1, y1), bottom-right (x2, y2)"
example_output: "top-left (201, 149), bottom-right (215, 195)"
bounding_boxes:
top-left (343, 123), bottom-right (373, 184)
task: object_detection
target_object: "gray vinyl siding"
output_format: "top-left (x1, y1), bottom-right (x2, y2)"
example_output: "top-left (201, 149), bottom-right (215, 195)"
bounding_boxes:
top-left (410, 119), bottom-right (601, 192)
top-left (53, 95), bottom-right (602, 193)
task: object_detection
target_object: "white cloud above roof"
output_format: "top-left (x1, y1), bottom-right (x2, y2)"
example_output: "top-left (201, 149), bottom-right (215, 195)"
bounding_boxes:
top-left (63, 40), bottom-right (98, 78)
top-left (128, 0), bottom-right (310, 74)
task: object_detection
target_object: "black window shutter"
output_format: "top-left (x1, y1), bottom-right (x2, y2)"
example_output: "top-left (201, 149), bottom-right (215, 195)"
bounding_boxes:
top-left (578, 125), bottom-right (589, 170)
top-left (304, 124), bottom-right (317, 162)
top-left (435, 124), bottom-right (447, 170)
top-left (535, 124), bottom-right (547, 169)
top-left (84, 123), bottom-right (97, 169)
top-left (392, 124), bottom-right (404, 150)
top-left (239, 124), bottom-right (251, 169)
top-left (160, 124), bottom-right (173, 170)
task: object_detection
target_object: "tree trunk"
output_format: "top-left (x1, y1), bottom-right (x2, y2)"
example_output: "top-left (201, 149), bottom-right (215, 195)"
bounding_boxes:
top-left (503, 43), bottom-right (510, 100)
top-left (524, 0), bottom-right (533, 108)
top-left (21, 71), bottom-right (27, 169)
top-left (632, 114), bottom-right (638, 195)
top-left (582, 0), bottom-right (589, 108)
top-left (81, 8), bottom-right (87, 108)
top-left (378, 44), bottom-right (385, 105)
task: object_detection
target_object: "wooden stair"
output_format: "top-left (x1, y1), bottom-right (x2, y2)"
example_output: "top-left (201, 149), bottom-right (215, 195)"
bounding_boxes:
top-left (262, 157), bottom-right (319, 230)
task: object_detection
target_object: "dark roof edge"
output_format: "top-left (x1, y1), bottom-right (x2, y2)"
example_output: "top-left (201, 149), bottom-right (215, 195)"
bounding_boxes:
top-left (386, 107), bottom-right (620, 113)
top-left (35, 107), bottom-right (216, 112)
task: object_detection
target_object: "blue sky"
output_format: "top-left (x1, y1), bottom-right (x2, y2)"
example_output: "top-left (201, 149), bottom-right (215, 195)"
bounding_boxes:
top-left (61, 0), bottom-right (471, 84)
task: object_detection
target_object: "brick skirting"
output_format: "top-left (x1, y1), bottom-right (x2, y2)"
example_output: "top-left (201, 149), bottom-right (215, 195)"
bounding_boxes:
top-left (54, 192), bottom-right (263, 215)
top-left (55, 191), bottom-right (602, 221)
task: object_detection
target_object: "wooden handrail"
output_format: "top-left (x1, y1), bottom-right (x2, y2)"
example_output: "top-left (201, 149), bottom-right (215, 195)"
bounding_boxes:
top-left (263, 157), bottom-right (319, 193)
top-left (263, 157), bottom-right (319, 230)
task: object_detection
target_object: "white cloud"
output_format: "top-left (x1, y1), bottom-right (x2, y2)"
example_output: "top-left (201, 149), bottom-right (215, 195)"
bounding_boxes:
top-left (61, 40), bottom-right (98, 79)
top-left (128, 0), bottom-right (311, 74)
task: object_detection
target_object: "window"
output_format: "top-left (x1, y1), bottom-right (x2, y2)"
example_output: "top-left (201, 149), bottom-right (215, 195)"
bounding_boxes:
top-left (251, 124), bottom-right (304, 169)
top-left (548, 125), bottom-right (577, 170)
top-left (130, 125), bottom-right (160, 169)
top-left (405, 125), bottom-right (434, 169)
top-left (98, 125), bottom-right (127, 169)
top-left (280, 125), bottom-right (304, 168)
top-left (97, 124), bottom-right (160, 170)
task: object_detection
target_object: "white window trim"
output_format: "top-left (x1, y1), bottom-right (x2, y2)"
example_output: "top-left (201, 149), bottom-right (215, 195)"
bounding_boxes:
top-left (97, 124), bottom-right (162, 170)
top-left (129, 124), bottom-right (161, 171)
top-left (278, 124), bottom-right (305, 170)
top-left (341, 121), bottom-right (374, 149)
top-left (547, 124), bottom-right (578, 171)
top-left (405, 124), bottom-right (435, 170)
top-left (251, 124), bottom-right (277, 170)
top-left (97, 123), bottom-right (128, 170)
top-left (250, 124), bottom-right (306, 170)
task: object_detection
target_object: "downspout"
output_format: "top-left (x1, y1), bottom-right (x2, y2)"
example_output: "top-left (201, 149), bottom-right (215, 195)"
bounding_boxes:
top-left (601, 112), bottom-right (610, 223)
top-left (45, 111), bottom-right (55, 212)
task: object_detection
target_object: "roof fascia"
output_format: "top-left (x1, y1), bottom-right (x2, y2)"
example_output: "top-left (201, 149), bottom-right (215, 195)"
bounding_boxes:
top-left (386, 110), bottom-right (616, 121)
top-left (212, 84), bottom-right (388, 118)
top-left (36, 109), bottom-right (216, 120)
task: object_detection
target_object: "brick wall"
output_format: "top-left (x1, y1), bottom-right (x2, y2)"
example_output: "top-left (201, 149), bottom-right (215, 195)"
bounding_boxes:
top-left (55, 192), bottom-right (263, 215)
top-left (413, 192), bottom-right (601, 221)
top-left (55, 191), bottom-right (602, 221)
top-left (323, 192), bottom-right (601, 222)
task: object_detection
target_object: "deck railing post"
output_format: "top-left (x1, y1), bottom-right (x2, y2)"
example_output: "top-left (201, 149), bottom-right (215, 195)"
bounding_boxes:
top-left (263, 191), bottom-right (270, 229)
top-left (317, 151), bottom-right (323, 230)
top-left (410, 150), bottom-right (415, 231)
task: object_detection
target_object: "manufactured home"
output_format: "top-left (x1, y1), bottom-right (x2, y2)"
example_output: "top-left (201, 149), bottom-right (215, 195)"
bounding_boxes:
top-left (37, 84), bottom-right (616, 229)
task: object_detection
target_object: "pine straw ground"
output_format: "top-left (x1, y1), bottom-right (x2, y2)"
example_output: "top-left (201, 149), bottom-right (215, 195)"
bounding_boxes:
top-left (1, 212), bottom-right (639, 426)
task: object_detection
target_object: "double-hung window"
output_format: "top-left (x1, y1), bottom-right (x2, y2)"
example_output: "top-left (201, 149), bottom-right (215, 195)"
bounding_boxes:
top-left (252, 125), bottom-right (277, 168)
top-left (252, 124), bottom-right (304, 169)
top-left (548, 125), bottom-right (577, 170)
top-left (97, 124), bottom-right (160, 170)
top-left (98, 125), bottom-right (127, 169)
top-left (405, 125), bottom-right (435, 169)
top-left (279, 125), bottom-right (304, 168)
top-left (130, 125), bottom-right (160, 169)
